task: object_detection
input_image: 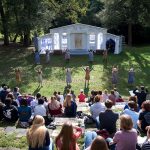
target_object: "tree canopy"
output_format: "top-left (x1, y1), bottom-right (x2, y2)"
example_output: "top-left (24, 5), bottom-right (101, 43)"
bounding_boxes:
top-left (0, 0), bottom-right (150, 46)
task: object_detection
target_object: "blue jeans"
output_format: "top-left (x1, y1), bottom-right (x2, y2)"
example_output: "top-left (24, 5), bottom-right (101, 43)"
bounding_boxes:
top-left (84, 131), bottom-right (97, 149)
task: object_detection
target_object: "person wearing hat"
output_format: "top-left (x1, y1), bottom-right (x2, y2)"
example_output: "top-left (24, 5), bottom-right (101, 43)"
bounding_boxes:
top-left (128, 68), bottom-right (135, 85)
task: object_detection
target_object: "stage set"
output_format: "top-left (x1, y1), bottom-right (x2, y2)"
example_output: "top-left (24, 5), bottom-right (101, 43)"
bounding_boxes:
top-left (37, 23), bottom-right (123, 55)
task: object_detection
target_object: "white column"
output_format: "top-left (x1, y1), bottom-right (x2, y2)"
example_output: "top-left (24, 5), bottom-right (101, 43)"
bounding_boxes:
top-left (59, 32), bottom-right (62, 50)
top-left (67, 33), bottom-right (70, 49)
top-left (51, 34), bottom-right (54, 50)
top-left (95, 33), bottom-right (98, 50)
top-left (87, 33), bottom-right (89, 50)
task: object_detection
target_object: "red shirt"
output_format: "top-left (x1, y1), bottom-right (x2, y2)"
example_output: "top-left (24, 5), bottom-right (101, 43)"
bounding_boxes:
top-left (78, 93), bottom-right (86, 102)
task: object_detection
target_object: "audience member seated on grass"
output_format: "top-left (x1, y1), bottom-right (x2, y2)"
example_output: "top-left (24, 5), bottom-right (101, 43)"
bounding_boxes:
top-left (123, 101), bottom-right (139, 129)
top-left (27, 115), bottom-right (54, 150)
top-left (102, 89), bottom-right (109, 102)
top-left (133, 86), bottom-right (149, 108)
top-left (0, 86), bottom-right (9, 103)
top-left (31, 92), bottom-right (42, 112)
top-left (97, 91), bottom-right (103, 102)
top-left (90, 95), bottom-right (105, 121)
top-left (110, 114), bottom-right (137, 150)
top-left (108, 90), bottom-right (116, 105)
top-left (84, 131), bottom-right (97, 149)
top-left (13, 87), bottom-right (20, 99)
top-left (34, 98), bottom-right (47, 117)
top-left (3, 98), bottom-right (18, 122)
top-left (98, 100), bottom-right (118, 136)
top-left (78, 89), bottom-right (86, 102)
top-left (137, 100), bottom-right (150, 134)
top-left (0, 102), bottom-right (4, 120)
top-left (85, 135), bottom-right (109, 150)
top-left (124, 96), bottom-right (139, 112)
top-left (55, 122), bottom-right (82, 150)
top-left (141, 126), bottom-right (150, 150)
top-left (48, 96), bottom-right (62, 117)
top-left (6, 92), bottom-right (18, 107)
top-left (63, 94), bottom-right (77, 117)
top-left (17, 94), bottom-right (34, 107)
top-left (87, 90), bottom-right (95, 105)
top-left (71, 90), bottom-right (76, 102)
top-left (57, 92), bottom-right (64, 104)
top-left (18, 98), bottom-right (32, 128)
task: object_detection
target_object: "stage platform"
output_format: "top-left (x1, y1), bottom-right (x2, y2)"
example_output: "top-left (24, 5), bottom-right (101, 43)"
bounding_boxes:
top-left (69, 49), bottom-right (89, 55)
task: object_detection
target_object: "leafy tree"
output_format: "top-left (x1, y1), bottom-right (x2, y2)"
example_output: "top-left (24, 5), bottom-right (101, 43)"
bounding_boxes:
top-left (98, 0), bottom-right (150, 46)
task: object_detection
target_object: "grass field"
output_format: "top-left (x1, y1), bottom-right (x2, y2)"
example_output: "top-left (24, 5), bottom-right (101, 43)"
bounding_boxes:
top-left (0, 44), bottom-right (150, 149)
top-left (0, 44), bottom-right (150, 98)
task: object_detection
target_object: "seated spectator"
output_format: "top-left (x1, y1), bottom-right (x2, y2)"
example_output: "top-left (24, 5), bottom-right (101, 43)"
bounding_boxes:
top-left (34, 98), bottom-right (47, 117)
top-left (30, 92), bottom-right (42, 112)
top-left (141, 126), bottom-right (150, 150)
top-left (58, 92), bottom-right (64, 105)
top-left (6, 92), bottom-right (18, 107)
top-left (114, 88), bottom-right (120, 99)
top-left (90, 95), bottom-right (105, 121)
top-left (55, 122), bottom-right (82, 150)
top-left (124, 96), bottom-right (138, 112)
top-left (48, 96), bottom-right (62, 117)
top-left (87, 90), bottom-right (95, 105)
top-left (137, 100), bottom-right (150, 133)
top-left (102, 89), bottom-right (109, 102)
top-left (26, 115), bottom-right (53, 150)
top-left (0, 86), bottom-right (9, 103)
top-left (63, 94), bottom-right (77, 117)
top-left (71, 90), bottom-right (76, 102)
top-left (97, 91), bottom-right (103, 102)
top-left (0, 102), bottom-right (4, 120)
top-left (84, 131), bottom-right (97, 149)
top-left (3, 98), bottom-right (18, 122)
top-left (108, 90), bottom-right (116, 105)
top-left (85, 135), bottom-right (109, 150)
top-left (133, 86), bottom-right (148, 108)
top-left (78, 89), bottom-right (86, 102)
top-left (99, 100), bottom-right (118, 136)
top-left (112, 114), bottom-right (137, 150)
top-left (18, 98), bottom-right (32, 128)
top-left (53, 91), bottom-right (60, 101)
top-left (13, 87), bottom-right (20, 99)
top-left (123, 101), bottom-right (139, 129)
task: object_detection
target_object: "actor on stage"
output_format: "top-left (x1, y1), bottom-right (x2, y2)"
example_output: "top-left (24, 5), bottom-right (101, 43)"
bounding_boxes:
top-left (15, 68), bottom-right (21, 84)
top-left (66, 68), bottom-right (72, 86)
top-left (128, 68), bottom-right (135, 85)
top-left (36, 68), bottom-right (43, 87)
top-left (103, 49), bottom-right (108, 68)
top-left (112, 66), bottom-right (118, 87)
top-left (45, 49), bottom-right (50, 63)
top-left (83, 66), bottom-right (93, 87)
top-left (88, 50), bottom-right (94, 63)
top-left (65, 49), bottom-right (70, 63)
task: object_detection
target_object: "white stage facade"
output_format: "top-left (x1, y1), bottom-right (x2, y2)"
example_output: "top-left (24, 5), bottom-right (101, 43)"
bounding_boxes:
top-left (37, 23), bottom-right (123, 54)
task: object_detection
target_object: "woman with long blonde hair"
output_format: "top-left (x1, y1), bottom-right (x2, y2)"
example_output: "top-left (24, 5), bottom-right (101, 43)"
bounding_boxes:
top-left (63, 94), bottom-right (77, 117)
top-left (55, 122), bottom-right (82, 150)
top-left (26, 115), bottom-right (53, 150)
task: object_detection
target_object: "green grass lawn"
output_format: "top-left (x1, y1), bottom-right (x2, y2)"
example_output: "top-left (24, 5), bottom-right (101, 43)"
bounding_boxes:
top-left (0, 45), bottom-right (149, 98)
top-left (0, 44), bottom-right (149, 149)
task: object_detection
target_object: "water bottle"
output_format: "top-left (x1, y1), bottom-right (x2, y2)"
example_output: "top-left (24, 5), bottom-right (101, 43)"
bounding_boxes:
top-left (81, 119), bottom-right (85, 134)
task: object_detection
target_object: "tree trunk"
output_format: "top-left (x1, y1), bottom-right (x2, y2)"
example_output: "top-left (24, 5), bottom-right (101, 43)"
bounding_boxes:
top-left (13, 33), bottom-right (18, 43)
top-left (0, 0), bottom-right (9, 45)
top-left (128, 23), bottom-right (132, 46)
top-left (23, 31), bottom-right (31, 47)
